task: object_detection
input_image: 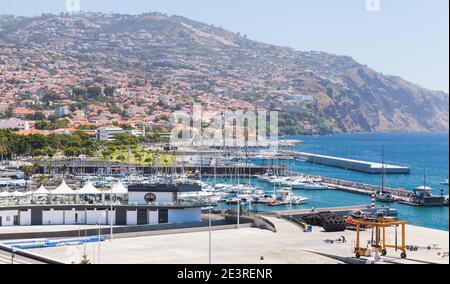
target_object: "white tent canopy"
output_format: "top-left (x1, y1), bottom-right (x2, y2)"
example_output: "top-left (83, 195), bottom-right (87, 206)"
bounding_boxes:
top-left (34, 185), bottom-right (50, 195)
top-left (51, 180), bottom-right (76, 195)
top-left (10, 191), bottom-right (25, 197)
top-left (78, 181), bottom-right (101, 195)
top-left (110, 181), bottom-right (128, 195)
top-left (0, 191), bottom-right (10, 198)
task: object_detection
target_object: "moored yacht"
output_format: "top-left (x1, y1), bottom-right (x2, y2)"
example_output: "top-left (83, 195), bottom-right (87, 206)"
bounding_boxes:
top-left (375, 192), bottom-right (394, 203)
top-left (302, 182), bottom-right (329, 190)
top-left (267, 189), bottom-right (308, 206)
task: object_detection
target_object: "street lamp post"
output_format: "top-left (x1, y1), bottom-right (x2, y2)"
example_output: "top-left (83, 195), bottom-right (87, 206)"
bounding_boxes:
top-left (289, 188), bottom-right (293, 218)
top-left (99, 211), bottom-right (106, 264)
top-left (110, 188), bottom-right (113, 241)
top-left (237, 198), bottom-right (240, 230)
top-left (208, 197), bottom-right (212, 265)
top-left (11, 248), bottom-right (15, 264)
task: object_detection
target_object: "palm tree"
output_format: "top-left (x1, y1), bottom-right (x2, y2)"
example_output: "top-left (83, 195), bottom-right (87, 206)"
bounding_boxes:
top-left (61, 164), bottom-right (69, 179)
top-left (36, 174), bottom-right (48, 187)
top-left (32, 160), bottom-right (41, 176)
top-left (46, 161), bottom-right (54, 179)
top-left (19, 165), bottom-right (33, 188)
top-left (0, 144), bottom-right (7, 161)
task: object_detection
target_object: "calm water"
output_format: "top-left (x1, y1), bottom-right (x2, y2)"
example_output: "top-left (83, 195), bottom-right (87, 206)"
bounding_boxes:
top-left (219, 132), bottom-right (449, 231)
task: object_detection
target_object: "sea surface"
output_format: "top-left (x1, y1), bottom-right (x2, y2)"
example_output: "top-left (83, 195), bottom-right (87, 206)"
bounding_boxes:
top-left (213, 132), bottom-right (450, 231)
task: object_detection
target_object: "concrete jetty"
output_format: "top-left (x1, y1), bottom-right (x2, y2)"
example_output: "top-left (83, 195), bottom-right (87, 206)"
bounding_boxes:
top-left (293, 152), bottom-right (410, 174)
top-left (267, 205), bottom-right (397, 217)
top-left (33, 160), bottom-right (283, 176)
top-left (25, 215), bottom-right (449, 264)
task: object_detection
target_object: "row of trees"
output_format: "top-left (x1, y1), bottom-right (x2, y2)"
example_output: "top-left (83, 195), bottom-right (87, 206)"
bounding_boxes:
top-left (0, 130), bottom-right (102, 160)
top-left (0, 129), bottom-right (167, 161)
top-left (35, 118), bottom-right (70, 130)
top-left (72, 85), bottom-right (116, 99)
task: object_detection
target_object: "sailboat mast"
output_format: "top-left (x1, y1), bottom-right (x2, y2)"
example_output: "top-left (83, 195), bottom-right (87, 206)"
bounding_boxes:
top-left (424, 168), bottom-right (426, 189)
top-left (381, 145), bottom-right (385, 193)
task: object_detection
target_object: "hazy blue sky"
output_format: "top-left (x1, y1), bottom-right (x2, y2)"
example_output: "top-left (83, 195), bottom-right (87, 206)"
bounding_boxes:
top-left (1, 0), bottom-right (449, 92)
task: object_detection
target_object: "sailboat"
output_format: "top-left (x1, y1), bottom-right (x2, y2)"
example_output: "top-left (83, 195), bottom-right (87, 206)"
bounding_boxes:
top-left (375, 145), bottom-right (394, 203)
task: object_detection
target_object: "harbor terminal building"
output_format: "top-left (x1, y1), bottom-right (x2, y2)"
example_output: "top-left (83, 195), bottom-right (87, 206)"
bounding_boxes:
top-left (0, 182), bottom-right (204, 227)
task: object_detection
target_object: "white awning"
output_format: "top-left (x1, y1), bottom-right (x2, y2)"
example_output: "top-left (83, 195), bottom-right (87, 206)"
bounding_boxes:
top-left (34, 185), bottom-right (50, 195)
top-left (52, 180), bottom-right (76, 195)
top-left (110, 181), bottom-right (128, 195)
top-left (0, 191), bottom-right (10, 198)
top-left (78, 181), bottom-right (101, 195)
top-left (10, 191), bottom-right (25, 197)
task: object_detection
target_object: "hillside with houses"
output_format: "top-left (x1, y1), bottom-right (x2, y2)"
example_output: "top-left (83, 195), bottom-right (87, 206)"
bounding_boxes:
top-left (0, 12), bottom-right (448, 136)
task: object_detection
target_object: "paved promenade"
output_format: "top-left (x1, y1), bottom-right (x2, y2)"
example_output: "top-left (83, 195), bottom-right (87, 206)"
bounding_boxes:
top-left (14, 217), bottom-right (449, 264)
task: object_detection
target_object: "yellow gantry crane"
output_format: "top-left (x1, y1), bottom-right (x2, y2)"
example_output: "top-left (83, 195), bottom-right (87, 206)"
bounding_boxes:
top-left (353, 218), bottom-right (407, 259)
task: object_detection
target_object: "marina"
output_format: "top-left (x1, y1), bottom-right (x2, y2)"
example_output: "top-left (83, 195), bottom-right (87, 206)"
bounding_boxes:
top-left (0, 132), bottom-right (448, 265)
top-left (0, 0), bottom-right (448, 267)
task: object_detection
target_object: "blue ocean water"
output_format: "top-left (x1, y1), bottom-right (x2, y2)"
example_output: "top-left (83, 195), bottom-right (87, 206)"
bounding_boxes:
top-left (217, 132), bottom-right (449, 231)
top-left (285, 132), bottom-right (449, 231)
top-left (288, 132), bottom-right (449, 192)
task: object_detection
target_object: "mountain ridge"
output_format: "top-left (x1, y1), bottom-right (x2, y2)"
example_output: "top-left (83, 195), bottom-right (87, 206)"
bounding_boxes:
top-left (0, 12), bottom-right (448, 135)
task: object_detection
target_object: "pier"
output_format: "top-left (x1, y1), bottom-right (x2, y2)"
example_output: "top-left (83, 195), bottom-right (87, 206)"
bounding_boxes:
top-left (292, 151), bottom-right (410, 174)
top-left (285, 171), bottom-right (417, 202)
top-left (33, 160), bottom-right (283, 176)
top-left (266, 205), bottom-right (396, 217)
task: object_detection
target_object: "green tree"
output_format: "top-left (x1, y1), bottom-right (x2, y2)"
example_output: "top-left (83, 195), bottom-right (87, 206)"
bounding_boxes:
top-left (86, 86), bottom-right (102, 98)
top-left (64, 147), bottom-right (81, 158)
top-left (104, 86), bottom-right (116, 96)
top-left (73, 87), bottom-right (87, 97)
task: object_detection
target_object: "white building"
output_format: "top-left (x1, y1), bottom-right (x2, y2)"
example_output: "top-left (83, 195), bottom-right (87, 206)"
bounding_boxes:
top-left (131, 127), bottom-right (146, 137)
top-left (0, 183), bottom-right (204, 227)
top-left (96, 127), bottom-right (125, 141)
top-left (0, 118), bottom-right (30, 131)
top-left (55, 106), bottom-right (70, 118)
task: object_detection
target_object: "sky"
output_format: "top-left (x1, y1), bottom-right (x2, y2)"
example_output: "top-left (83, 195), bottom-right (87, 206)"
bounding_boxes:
top-left (1, 0), bottom-right (449, 93)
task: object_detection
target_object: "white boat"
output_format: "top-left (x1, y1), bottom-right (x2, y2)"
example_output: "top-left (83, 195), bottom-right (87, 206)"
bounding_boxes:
top-left (268, 177), bottom-right (290, 184)
top-left (282, 178), bottom-right (307, 189)
top-left (375, 192), bottom-right (394, 203)
top-left (214, 183), bottom-right (231, 189)
top-left (441, 178), bottom-right (449, 186)
top-left (307, 176), bottom-right (323, 183)
top-left (267, 189), bottom-right (309, 206)
top-left (302, 182), bottom-right (329, 190)
top-left (225, 196), bottom-right (252, 205)
top-left (228, 184), bottom-right (257, 193)
top-left (0, 178), bottom-right (28, 187)
top-left (253, 193), bottom-right (275, 203)
top-left (258, 173), bottom-right (276, 182)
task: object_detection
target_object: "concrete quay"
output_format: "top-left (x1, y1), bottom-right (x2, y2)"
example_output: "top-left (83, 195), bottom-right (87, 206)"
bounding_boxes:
top-left (26, 216), bottom-right (449, 264)
top-left (292, 151), bottom-right (411, 174)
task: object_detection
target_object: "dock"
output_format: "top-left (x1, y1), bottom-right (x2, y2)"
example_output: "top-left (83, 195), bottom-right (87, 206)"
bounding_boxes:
top-left (32, 160), bottom-right (283, 176)
top-left (292, 151), bottom-right (411, 174)
top-left (282, 171), bottom-right (434, 205)
top-left (266, 205), bottom-right (397, 217)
